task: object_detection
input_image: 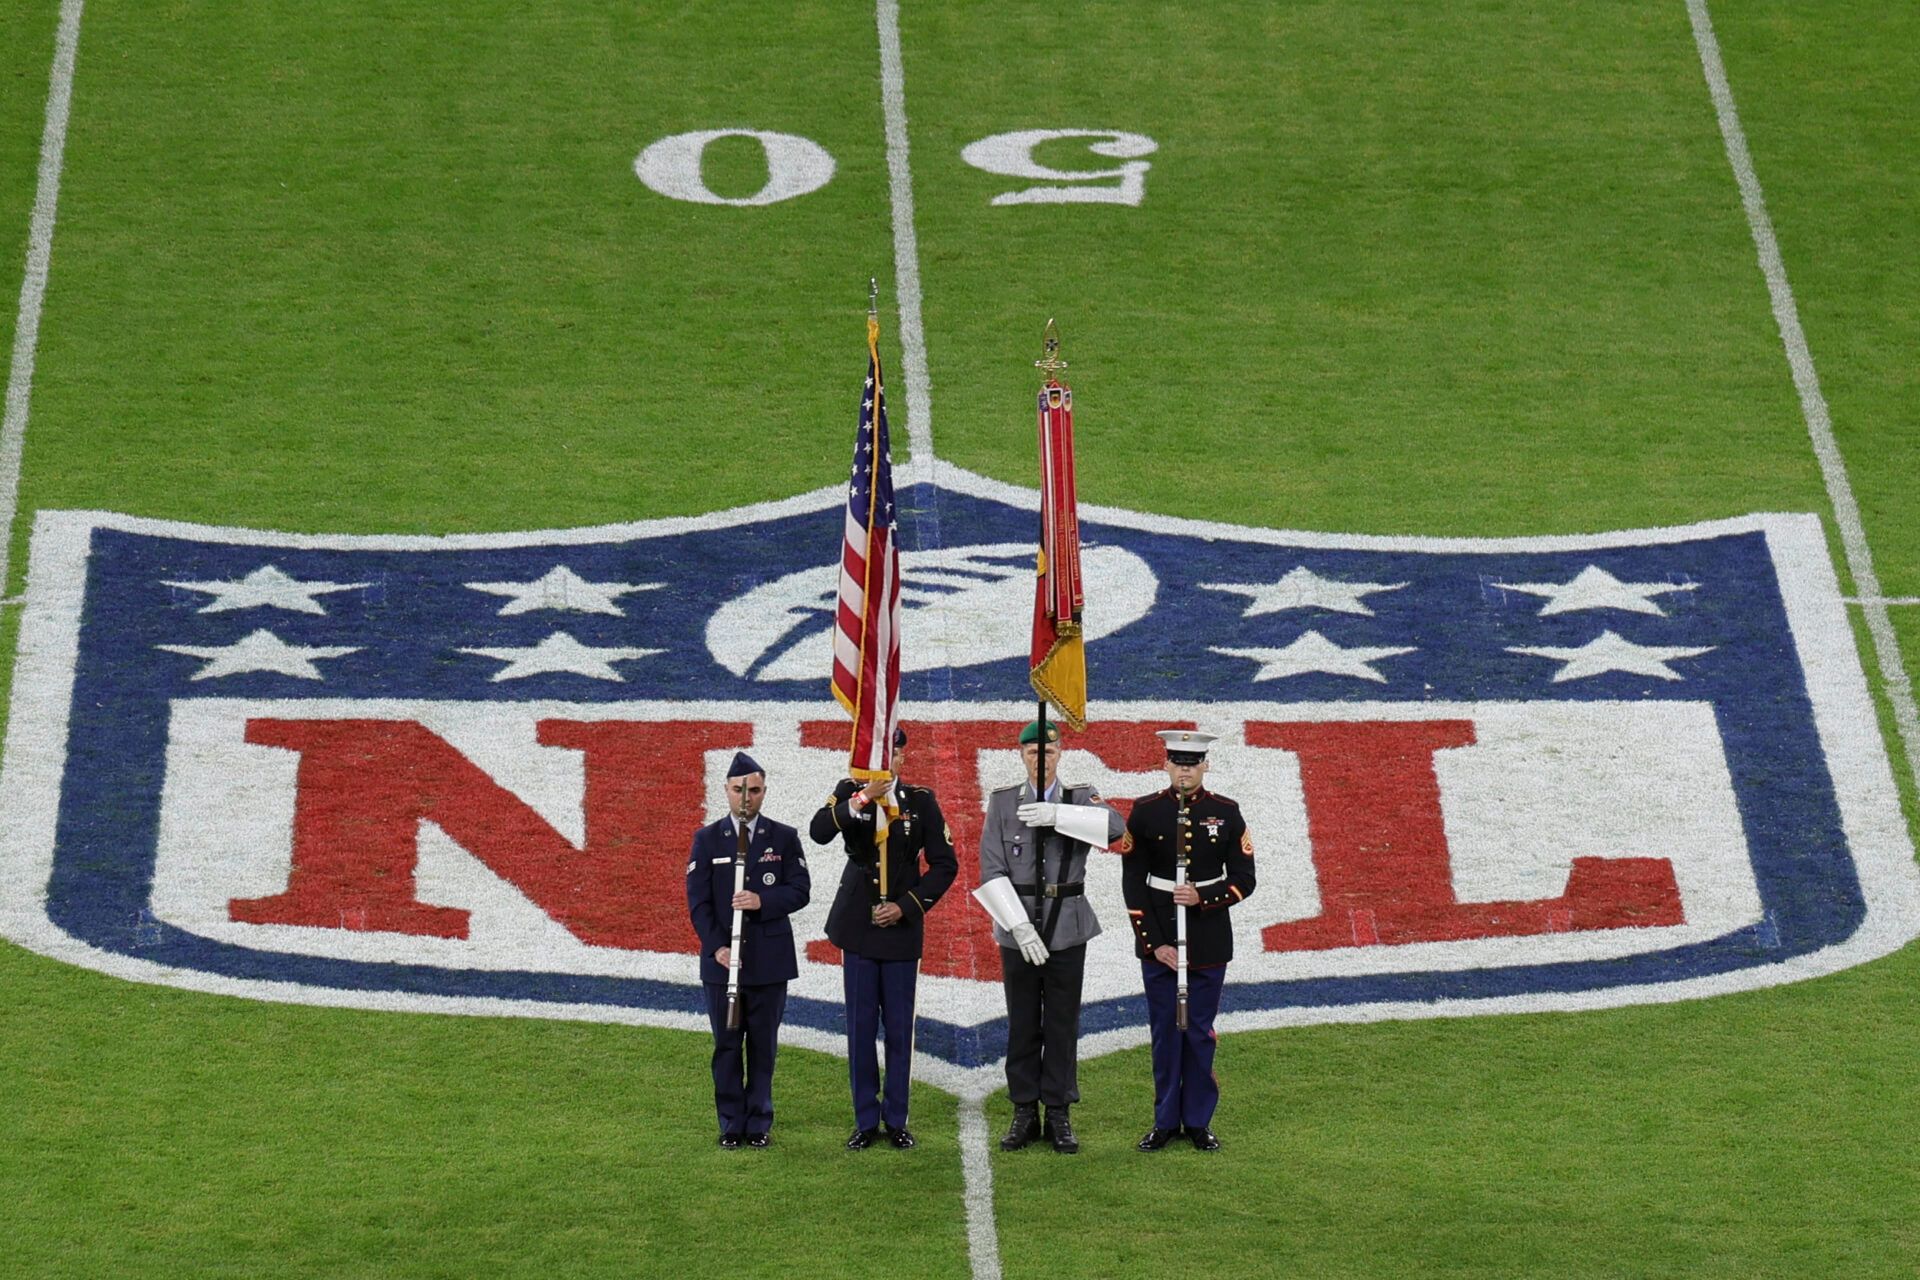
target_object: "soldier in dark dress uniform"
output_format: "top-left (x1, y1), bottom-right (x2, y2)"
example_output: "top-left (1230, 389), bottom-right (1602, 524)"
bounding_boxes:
top-left (1120, 730), bottom-right (1255, 1152)
top-left (811, 728), bottom-right (958, 1150)
top-left (686, 751), bottom-right (811, 1149)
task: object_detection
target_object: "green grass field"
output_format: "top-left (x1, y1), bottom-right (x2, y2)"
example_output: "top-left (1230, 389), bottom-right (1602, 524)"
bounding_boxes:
top-left (3, 2), bottom-right (1918, 1277)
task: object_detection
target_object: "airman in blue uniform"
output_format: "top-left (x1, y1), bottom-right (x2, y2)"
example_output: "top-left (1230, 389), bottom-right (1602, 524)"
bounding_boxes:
top-left (687, 751), bottom-right (811, 1149)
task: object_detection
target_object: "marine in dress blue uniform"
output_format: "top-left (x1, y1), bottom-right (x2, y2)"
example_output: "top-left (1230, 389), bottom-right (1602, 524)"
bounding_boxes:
top-left (686, 751), bottom-right (811, 1149)
top-left (1120, 730), bottom-right (1255, 1152)
top-left (810, 728), bottom-right (958, 1150)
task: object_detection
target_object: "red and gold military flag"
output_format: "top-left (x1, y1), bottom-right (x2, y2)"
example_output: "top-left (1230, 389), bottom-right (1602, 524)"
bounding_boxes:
top-left (1030, 375), bottom-right (1087, 729)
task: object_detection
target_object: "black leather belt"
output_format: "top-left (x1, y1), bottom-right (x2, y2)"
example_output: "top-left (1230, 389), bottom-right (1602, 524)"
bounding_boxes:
top-left (1017, 882), bottom-right (1084, 899)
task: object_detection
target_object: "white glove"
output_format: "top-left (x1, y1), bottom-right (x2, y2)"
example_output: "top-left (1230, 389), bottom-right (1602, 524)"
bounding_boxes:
top-left (1010, 921), bottom-right (1050, 967)
top-left (1017, 802), bottom-right (1057, 827)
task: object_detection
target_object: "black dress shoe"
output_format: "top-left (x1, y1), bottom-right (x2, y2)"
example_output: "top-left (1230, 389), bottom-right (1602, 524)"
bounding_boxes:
top-left (886, 1124), bottom-right (917, 1150)
top-left (747, 1132), bottom-right (772, 1149)
top-left (1000, 1103), bottom-right (1040, 1151)
top-left (1044, 1105), bottom-right (1079, 1155)
top-left (846, 1127), bottom-right (880, 1150)
top-left (718, 1133), bottom-right (743, 1150)
top-left (1136, 1127), bottom-right (1180, 1152)
top-left (1187, 1127), bottom-right (1220, 1151)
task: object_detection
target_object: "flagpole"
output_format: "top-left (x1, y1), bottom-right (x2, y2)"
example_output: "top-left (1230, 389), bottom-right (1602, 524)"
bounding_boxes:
top-left (1032, 320), bottom-right (1068, 921)
top-left (869, 277), bottom-right (892, 909)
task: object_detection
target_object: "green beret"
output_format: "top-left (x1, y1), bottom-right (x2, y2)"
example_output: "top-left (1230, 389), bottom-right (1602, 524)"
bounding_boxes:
top-left (1019, 720), bottom-right (1061, 745)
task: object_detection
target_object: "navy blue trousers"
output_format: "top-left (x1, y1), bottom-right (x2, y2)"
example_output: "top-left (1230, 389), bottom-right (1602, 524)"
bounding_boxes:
top-left (843, 951), bottom-right (919, 1131)
top-left (704, 980), bottom-right (786, 1137)
top-left (1141, 960), bottom-right (1224, 1130)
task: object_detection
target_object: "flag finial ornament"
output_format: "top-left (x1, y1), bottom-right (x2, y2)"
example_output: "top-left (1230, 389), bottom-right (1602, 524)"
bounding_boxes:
top-left (1034, 317), bottom-right (1068, 382)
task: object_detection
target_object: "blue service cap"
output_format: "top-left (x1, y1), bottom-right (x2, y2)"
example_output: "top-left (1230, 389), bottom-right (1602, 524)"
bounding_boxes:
top-left (726, 751), bottom-right (765, 779)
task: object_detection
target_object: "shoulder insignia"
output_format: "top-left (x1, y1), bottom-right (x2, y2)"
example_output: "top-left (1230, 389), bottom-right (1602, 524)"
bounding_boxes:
top-left (1214, 794), bottom-right (1242, 809)
top-left (988, 783), bottom-right (1021, 796)
top-left (1117, 832), bottom-right (1135, 854)
top-left (1240, 831), bottom-right (1255, 856)
top-left (685, 860), bottom-right (696, 876)
top-left (944, 824), bottom-right (953, 841)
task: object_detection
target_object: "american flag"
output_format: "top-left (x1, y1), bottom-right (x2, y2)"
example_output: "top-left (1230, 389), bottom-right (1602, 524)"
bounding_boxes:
top-left (831, 314), bottom-right (902, 786)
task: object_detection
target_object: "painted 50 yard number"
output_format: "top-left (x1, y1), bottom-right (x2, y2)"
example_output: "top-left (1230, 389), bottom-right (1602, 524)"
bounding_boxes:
top-left (634, 128), bottom-right (1158, 207)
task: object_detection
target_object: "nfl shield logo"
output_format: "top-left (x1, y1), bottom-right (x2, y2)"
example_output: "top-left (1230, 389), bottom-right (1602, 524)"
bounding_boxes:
top-left (3, 468), bottom-right (1916, 1095)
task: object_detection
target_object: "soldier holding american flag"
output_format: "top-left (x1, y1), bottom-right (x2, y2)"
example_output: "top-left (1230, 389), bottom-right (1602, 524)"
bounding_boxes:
top-left (817, 286), bottom-right (958, 1148)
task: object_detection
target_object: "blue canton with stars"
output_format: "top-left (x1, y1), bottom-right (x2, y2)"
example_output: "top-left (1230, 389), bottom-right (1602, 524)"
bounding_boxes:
top-left (847, 348), bottom-right (895, 537)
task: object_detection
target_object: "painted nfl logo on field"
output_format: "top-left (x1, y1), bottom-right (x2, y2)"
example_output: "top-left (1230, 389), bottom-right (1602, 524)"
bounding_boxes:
top-left (2, 468), bottom-right (1916, 1096)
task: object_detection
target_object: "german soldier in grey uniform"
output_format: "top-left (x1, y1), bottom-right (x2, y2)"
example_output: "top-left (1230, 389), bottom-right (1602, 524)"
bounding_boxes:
top-left (974, 720), bottom-right (1125, 1154)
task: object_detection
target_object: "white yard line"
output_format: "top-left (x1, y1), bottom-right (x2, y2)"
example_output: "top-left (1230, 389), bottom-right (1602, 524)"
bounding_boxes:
top-left (874, 4), bottom-right (1001, 1277)
top-left (1688, 0), bottom-right (1920, 796)
top-left (1, 0), bottom-right (84, 603)
top-left (956, 1095), bottom-right (1004, 1280)
top-left (875, 0), bottom-right (935, 486)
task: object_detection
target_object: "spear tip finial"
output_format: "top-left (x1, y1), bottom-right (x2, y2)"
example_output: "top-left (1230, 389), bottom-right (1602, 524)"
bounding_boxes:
top-left (1034, 317), bottom-right (1067, 382)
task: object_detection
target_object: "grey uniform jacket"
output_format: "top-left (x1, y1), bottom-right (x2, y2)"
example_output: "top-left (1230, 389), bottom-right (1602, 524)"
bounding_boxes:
top-left (976, 781), bottom-right (1126, 951)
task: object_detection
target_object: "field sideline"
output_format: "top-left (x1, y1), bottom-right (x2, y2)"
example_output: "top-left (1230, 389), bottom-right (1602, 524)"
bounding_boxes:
top-left (3, 3), bottom-right (1919, 1278)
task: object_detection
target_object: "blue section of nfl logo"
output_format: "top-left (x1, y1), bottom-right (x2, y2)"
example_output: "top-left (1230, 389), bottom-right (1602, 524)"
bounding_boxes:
top-left (2, 474), bottom-right (1915, 1088)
